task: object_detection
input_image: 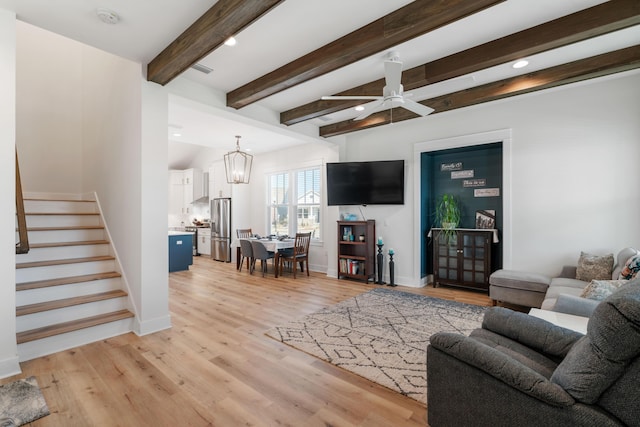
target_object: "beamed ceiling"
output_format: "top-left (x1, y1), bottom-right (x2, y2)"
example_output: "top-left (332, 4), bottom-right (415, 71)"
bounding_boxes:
top-left (146, 0), bottom-right (640, 138)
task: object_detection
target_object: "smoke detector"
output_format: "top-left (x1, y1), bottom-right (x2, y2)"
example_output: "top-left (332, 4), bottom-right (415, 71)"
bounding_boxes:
top-left (97, 8), bottom-right (120, 24)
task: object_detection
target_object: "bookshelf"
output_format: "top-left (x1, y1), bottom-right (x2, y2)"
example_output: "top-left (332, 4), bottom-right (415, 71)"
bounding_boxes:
top-left (337, 220), bottom-right (376, 283)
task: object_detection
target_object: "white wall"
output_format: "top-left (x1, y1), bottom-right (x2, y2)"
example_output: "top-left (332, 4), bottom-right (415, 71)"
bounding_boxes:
top-left (339, 71), bottom-right (640, 285)
top-left (138, 81), bottom-right (171, 334)
top-left (16, 23), bottom-right (84, 194)
top-left (0, 9), bottom-right (21, 378)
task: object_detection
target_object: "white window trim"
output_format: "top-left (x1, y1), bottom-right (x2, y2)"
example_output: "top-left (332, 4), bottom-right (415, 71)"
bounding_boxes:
top-left (266, 164), bottom-right (323, 244)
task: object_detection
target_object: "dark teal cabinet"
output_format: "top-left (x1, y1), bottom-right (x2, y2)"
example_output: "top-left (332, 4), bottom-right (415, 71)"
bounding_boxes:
top-left (169, 233), bottom-right (193, 272)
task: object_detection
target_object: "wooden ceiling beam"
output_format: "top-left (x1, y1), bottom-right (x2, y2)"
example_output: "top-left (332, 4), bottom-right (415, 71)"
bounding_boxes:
top-left (283, 0), bottom-right (640, 126)
top-left (147, 0), bottom-right (285, 86)
top-left (226, 0), bottom-right (505, 109)
top-left (319, 45), bottom-right (640, 137)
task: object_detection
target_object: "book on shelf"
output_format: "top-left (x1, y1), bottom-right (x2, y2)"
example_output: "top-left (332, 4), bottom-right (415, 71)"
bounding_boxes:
top-left (340, 258), bottom-right (365, 275)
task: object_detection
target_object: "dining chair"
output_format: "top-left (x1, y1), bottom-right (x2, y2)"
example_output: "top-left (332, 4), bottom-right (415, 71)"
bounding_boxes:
top-left (236, 228), bottom-right (253, 238)
top-left (250, 240), bottom-right (275, 277)
top-left (238, 239), bottom-right (254, 273)
top-left (278, 232), bottom-right (311, 278)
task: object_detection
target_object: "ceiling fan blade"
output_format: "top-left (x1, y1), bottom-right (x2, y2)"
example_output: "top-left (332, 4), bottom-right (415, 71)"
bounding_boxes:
top-left (321, 95), bottom-right (381, 101)
top-left (353, 101), bottom-right (384, 121)
top-left (401, 98), bottom-right (435, 117)
top-left (384, 59), bottom-right (403, 94)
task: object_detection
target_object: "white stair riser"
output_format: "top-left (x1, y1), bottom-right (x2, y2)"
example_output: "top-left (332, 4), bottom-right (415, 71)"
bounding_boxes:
top-left (16, 244), bottom-right (110, 263)
top-left (26, 228), bottom-right (106, 244)
top-left (16, 297), bottom-right (129, 332)
top-left (23, 200), bottom-right (98, 214)
top-left (26, 215), bottom-right (102, 228)
top-left (17, 317), bottom-right (134, 362)
top-left (17, 278), bottom-right (123, 306)
top-left (16, 260), bottom-right (116, 283)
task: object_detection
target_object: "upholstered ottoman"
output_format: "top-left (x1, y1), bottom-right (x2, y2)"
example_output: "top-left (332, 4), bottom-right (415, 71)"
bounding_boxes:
top-left (489, 269), bottom-right (552, 308)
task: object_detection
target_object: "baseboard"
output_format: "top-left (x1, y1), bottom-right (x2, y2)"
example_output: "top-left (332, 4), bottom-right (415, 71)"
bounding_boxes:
top-left (134, 314), bottom-right (172, 336)
top-left (0, 355), bottom-right (21, 379)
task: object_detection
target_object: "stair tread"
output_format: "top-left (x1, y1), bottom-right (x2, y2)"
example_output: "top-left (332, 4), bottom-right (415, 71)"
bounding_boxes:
top-left (17, 290), bottom-right (128, 316)
top-left (25, 225), bottom-right (104, 231)
top-left (16, 309), bottom-right (134, 344)
top-left (29, 240), bottom-right (110, 249)
top-left (17, 272), bottom-right (122, 291)
top-left (23, 198), bottom-right (95, 202)
top-left (16, 255), bottom-right (115, 269)
top-left (26, 212), bottom-right (99, 216)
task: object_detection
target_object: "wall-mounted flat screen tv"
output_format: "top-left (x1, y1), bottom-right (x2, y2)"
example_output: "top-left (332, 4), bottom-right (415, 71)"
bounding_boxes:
top-left (326, 160), bottom-right (404, 206)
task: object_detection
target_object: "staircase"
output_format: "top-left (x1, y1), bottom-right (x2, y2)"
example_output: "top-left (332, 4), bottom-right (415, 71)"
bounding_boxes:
top-left (15, 195), bottom-right (135, 362)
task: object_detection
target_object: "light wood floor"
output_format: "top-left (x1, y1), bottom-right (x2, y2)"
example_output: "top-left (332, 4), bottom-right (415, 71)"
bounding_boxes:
top-left (7, 256), bottom-right (492, 426)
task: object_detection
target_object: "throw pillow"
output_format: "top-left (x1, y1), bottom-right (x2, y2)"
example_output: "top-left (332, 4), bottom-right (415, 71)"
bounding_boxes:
top-left (580, 279), bottom-right (628, 301)
top-left (575, 251), bottom-right (614, 282)
top-left (619, 254), bottom-right (640, 280)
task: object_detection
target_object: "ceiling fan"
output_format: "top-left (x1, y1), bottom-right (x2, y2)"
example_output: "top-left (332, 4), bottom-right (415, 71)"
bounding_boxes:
top-left (321, 51), bottom-right (435, 121)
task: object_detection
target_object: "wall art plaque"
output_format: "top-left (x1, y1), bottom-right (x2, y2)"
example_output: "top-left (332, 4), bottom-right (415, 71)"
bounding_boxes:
top-left (441, 162), bottom-right (463, 171)
top-left (474, 188), bottom-right (500, 197)
top-left (463, 178), bottom-right (486, 187)
top-left (451, 170), bottom-right (474, 179)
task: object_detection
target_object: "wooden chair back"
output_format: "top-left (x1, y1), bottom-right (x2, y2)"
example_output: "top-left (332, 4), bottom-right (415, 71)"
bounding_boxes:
top-left (294, 232), bottom-right (312, 257)
top-left (237, 228), bottom-right (253, 238)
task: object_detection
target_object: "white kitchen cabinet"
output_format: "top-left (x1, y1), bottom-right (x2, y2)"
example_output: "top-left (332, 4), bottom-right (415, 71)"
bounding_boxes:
top-left (197, 228), bottom-right (211, 256)
top-left (208, 162), bottom-right (232, 200)
top-left (183, 168), bottom-right (204, 204)
top-left (169, 170), bottom-right (185, 216)
top-left (169, 168), bottom-right (204, 215)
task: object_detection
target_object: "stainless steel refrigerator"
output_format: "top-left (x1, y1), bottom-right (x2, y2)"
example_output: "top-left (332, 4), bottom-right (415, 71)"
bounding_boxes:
top-left (210, 197), bottom-right (231, 262)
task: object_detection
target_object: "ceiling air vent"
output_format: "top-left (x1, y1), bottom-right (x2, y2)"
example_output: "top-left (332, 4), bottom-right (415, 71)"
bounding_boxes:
top-left (191, 63), bottom-right (213, 74)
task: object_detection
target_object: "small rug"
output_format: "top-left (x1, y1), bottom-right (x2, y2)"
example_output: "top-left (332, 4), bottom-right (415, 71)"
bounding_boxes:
top-left (266, 288), bottom-right (487, 404)
top-left (0, 376), bottom-right (49, 426)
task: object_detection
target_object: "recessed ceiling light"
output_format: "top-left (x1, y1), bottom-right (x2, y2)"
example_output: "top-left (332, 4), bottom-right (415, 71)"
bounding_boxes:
top-left (224, 37), bottom-right (237, 46)
top-left (355, 105), bottom-right (365, 112)
top-left (172, 133), bottom-right (182, 137)
top-left (96, 8), bottom-right (120, 25)
top-left (512, 60), bottom-right (529, 69)
top-left (245, 148), bottom-right (252, 152)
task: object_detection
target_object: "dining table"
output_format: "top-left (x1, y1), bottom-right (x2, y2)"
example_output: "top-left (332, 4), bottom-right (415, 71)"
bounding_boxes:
top-left (233, 237), bottom-right (295, 277)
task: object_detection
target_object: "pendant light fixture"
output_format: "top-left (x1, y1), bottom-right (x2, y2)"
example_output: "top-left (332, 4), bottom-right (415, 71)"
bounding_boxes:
top-left (224, 135), bottom-right (253, 184)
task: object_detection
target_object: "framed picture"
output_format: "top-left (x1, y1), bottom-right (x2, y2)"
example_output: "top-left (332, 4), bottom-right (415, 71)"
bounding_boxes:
top-left (475, 210), bottom-right (496, 229)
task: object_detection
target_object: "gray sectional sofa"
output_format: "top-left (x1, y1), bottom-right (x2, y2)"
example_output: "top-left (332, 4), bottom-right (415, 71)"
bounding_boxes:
top-left (489, 247), bottom-right (639, 316)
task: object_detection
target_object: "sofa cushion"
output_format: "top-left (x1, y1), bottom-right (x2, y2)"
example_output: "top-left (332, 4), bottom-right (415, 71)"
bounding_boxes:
top-left (575, 251), bottom-right (614, 282)
top-left (550, 282), bottom-right (640, 403)
top-left (619, 253), bottom-right (640, 280)
top-left (552, 294), bottom-right (599, 317)
top-left (580, 279), bottom-right (629, 300)
top-left (489, 269), bottom-right (551, 293)
top-left (470, 328), bottom-right (559, 378)
top-left (541, 277), bottom-right (589, 310)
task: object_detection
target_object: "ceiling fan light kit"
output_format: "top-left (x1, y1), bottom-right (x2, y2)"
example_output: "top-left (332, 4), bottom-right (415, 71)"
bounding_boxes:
top-left (321, 51), bottom-right (434, 121)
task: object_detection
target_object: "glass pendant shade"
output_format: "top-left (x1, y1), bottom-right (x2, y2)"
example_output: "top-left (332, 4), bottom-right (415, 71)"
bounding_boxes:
top-left (224, 135), bottom-right (253, 184)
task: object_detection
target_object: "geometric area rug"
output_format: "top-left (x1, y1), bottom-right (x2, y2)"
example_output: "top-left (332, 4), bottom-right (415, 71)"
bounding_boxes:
top-left (0, 376), bottom-right (50, 426)
top-left (266, 288), bottom-right (488, 404)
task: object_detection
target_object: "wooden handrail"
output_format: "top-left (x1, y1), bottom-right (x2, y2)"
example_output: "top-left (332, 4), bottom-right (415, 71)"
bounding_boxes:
top-left (16, 148), bottom-right (29, 254)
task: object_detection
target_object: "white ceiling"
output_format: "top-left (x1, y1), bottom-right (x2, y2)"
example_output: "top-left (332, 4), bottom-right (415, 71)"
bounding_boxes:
top-left (2, 0), bottom-right (639, 156)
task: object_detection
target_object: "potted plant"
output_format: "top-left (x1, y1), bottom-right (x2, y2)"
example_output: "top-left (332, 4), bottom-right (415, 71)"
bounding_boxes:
top-left (434, 194), bottom-right (461, 243)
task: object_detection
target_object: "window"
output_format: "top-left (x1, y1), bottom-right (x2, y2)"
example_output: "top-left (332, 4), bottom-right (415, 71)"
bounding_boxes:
top-left (269, 172), bottom-right (289, 236)
top-left (268, 166), bottom-right (321, 239)
top-left (296, 168), bottom-right (321, 238)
